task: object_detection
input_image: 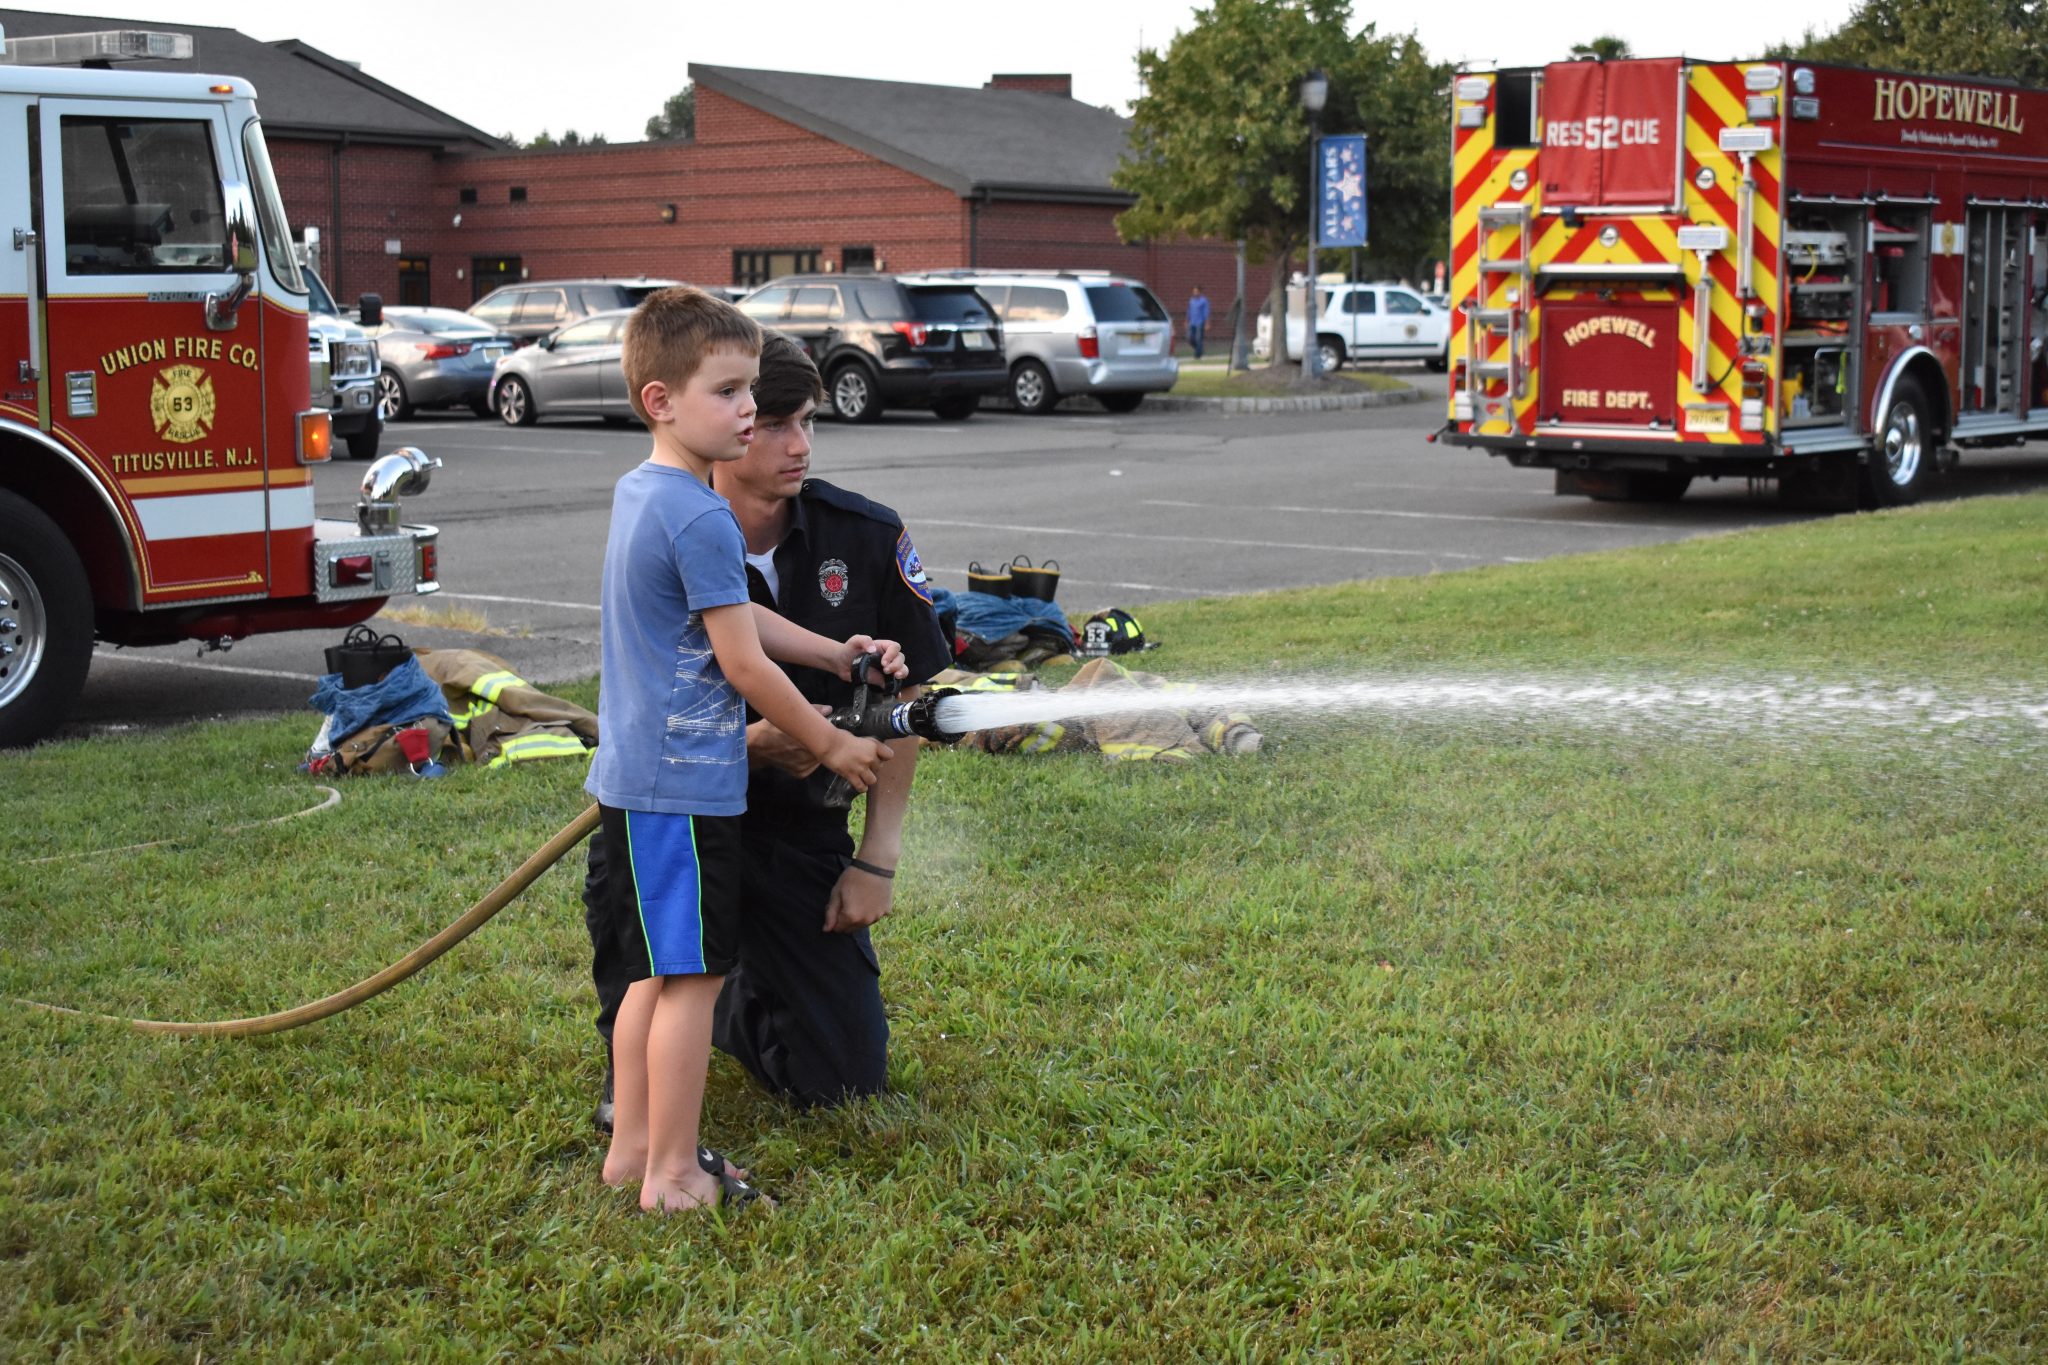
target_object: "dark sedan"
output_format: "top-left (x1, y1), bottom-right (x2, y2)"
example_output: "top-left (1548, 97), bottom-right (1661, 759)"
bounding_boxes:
top-left (369, 307), bottom-right (515, 419)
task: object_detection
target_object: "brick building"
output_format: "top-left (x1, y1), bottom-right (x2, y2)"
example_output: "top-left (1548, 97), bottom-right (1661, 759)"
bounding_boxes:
top-left (0, 14), bottom-right (1260, 331)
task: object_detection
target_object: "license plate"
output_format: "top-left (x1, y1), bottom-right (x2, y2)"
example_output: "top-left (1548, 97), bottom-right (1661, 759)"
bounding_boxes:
top-left (1122, 331), bottom-right (1160, 351)
top-left (483, 346), bottom-right (506, 360)
top-left (961, 330), bottom-right (992, 349)
top-left (1685, 406), bottom-right (1729, 433)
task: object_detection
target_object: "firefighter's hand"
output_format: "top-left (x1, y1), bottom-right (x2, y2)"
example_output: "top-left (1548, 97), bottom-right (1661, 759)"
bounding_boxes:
top-left (839, 636), bottom-right (907, 684)
top-left (747, 709), bottom-right (831, 778)
top-left (820, 732), bottom-right (892, 793)
top-left (825, 863), bottom-right (893, 933)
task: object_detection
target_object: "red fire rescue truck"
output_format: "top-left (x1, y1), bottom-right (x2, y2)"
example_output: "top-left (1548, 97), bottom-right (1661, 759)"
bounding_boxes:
top-left (0, 30), bottom-right (440, 747)
top-left (1445, 56), bottom-right (2048, 506)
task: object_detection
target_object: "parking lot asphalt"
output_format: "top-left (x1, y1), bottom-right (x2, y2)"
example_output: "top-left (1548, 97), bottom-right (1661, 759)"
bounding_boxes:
top-left (67, 387), bottom-right (2048, 738)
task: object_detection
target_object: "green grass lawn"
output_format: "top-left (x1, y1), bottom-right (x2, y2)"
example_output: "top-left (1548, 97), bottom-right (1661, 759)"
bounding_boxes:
top-left (3, 495), bottom-right (2045, 1360)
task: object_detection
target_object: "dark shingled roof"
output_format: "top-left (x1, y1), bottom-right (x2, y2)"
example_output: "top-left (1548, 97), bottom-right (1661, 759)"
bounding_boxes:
top-left (0, 9), bottom-right (503, 149)
top-left (690, 64), bottom-right (1134, 203)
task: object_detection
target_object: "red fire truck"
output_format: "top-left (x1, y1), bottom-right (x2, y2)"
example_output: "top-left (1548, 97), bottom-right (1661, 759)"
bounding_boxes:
top-left (0, 30), bottom-right (440, 747)
top-left (1445, 56), bottom-right (2048, 507)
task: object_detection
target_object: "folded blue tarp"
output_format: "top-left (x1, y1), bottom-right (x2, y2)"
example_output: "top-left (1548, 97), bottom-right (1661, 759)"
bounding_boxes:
top-left (309, 653), bottom-right (453, 739)
top-left (949, 589), bottom-right (1070, 641)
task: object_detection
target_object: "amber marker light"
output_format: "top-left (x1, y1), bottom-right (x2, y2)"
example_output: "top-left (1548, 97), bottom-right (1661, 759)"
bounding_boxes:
top-left (298, 410), bottom-right (333, 463)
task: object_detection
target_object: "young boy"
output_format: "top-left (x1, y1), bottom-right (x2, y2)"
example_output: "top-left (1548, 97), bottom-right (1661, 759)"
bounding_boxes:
top-left (589, 287), bottom-right (901, 1214)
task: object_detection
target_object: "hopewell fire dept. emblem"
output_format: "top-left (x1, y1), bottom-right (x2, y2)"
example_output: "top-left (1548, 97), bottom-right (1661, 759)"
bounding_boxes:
top-left (819, 557), bottom-right (850, 607)
top-left (149, 364), bottom-right (216, 444)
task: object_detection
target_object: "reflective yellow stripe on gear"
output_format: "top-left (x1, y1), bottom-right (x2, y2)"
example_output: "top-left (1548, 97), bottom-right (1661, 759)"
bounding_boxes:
top-left (485, 733), bottom-right (593, 768)
top-left (1098, 741), bottom-right (1196, 763)
top-left (448, 699), bottom-right (494, 732)
top-left (472, 670), bottom-right (527, 704)
top-left (1016, 724), bottom-right (1065, 754)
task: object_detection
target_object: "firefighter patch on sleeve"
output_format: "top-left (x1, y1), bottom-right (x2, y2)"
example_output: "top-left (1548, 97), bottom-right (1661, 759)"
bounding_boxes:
top-left (819, 558), bottom-right (850, 607)
top-left (895, 530), bottom-right (933, 604)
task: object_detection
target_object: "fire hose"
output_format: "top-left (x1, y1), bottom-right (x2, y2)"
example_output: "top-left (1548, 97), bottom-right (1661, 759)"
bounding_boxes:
top-left (12, 660), bottom-right (958, 1039)
top-left (13, 804), bottom-right (601, 1038)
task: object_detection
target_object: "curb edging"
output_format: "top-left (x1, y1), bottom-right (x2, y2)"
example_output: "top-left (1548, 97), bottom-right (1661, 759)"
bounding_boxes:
top-left (1135, 383), bottom-right (1427, 414)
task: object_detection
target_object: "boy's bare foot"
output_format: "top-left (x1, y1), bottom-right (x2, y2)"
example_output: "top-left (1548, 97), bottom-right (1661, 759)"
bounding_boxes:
top-left (601, 1144), bottom-right (647, 1188)
top-left (639, 1168), bottom-right (725, 1214)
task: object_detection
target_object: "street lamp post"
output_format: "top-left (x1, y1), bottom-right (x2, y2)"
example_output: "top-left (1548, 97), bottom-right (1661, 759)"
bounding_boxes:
top-left (1300, 69), bottom-right (1329, 382)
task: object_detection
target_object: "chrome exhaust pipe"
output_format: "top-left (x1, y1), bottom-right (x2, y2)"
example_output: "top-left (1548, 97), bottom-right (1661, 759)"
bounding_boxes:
top-left (356, 447), bottom-right (441, 535)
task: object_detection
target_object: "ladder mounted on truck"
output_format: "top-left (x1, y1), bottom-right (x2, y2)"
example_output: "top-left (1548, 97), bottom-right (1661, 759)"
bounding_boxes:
top-left (1467, 202), bottom-right (1531, 415)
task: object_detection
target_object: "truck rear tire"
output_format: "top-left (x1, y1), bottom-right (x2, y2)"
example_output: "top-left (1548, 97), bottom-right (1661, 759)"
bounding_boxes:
top-left (0, 491), bottom-right (94, 748)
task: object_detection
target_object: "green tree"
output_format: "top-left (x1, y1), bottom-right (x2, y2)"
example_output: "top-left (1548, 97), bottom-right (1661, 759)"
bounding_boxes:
top-left (1569, 36), bottom-right (1634, 60)
top-left (646, 85), bottom-right (696, 141)
top-left (1785, 0), bottom-right (2048, 83)
top-left (1114, 0), bottom-right (1449, 369)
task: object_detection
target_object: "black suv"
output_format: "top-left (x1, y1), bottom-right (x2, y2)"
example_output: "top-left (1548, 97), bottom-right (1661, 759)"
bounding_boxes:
top-left (469, 277), bottom-right (679, 347)
top-left (737, 274), bottom-right (1005, 421)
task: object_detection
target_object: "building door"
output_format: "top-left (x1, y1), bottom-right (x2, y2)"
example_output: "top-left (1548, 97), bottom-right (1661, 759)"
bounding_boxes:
top-left (397, 256), bottom-right (430, 306)
top-left (471, 255), bottom-right (521, 303)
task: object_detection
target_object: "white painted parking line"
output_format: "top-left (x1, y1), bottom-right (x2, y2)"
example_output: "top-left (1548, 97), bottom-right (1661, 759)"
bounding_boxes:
top-left (438, 591), bottom-right (600, 612)
top-left (439, 580), bottom-right (1223, 605)
top-left (93, 649), bottom-right (319, 682)
top-left (1142, 497), bottom-right (1695, 533)
top-left (912, 516), bottom-right (1488, 560)
top-left (388, 441), bottom-right (621, 456)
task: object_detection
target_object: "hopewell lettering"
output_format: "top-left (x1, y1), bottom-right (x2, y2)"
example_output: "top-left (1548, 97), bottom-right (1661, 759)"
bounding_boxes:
top-left (1562, 316), bottom-right (1659, 349)
top-left (1873, 78), bottom-right (2025, 134)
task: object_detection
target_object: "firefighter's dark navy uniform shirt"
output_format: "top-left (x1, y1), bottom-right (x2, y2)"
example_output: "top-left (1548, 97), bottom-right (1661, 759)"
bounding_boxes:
top-left (735, 477), bottom-right (951, 827)
top-left (587, 461), bottom-right (752, 815)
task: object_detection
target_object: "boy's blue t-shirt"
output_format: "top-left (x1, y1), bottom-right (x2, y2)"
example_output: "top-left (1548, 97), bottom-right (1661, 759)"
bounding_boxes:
top-left (586, 461), bottom-right (753, 815)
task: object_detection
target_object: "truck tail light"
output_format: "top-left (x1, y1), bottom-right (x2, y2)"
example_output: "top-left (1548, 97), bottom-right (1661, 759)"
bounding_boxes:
top-left (418, 342), bottom-right (474, 359)
top-left (298, 409), bottom-right (332, 464)
top-left (1078, 326), bottom-right (1099, 359)
top-left (333, 554), bottom-right (374, 586)
top-left (890, 321), bottom-right (929, 347)
top-left (419, 542), bottom-right (438, 583)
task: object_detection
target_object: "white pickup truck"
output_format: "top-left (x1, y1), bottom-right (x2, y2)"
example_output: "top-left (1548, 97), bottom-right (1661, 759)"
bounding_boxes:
top-left (1255, 281), bottom-right (1451, 374)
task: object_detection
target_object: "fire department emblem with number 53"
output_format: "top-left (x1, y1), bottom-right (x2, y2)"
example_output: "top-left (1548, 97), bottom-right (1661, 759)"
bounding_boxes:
top-left (149, 363), bottom-right (216, 443)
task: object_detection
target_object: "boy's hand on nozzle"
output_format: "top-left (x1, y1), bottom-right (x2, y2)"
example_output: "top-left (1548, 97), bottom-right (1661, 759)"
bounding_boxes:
top-left (840, 636), bottom-right (907, 685)
top-left (821, 732), bottom-right (893, 793)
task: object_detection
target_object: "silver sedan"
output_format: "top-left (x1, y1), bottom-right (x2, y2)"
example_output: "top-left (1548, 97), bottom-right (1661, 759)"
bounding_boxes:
top-left (370, 307), bottom-right (512, 420)
top-left (488, 309), bottom-right (635, 426)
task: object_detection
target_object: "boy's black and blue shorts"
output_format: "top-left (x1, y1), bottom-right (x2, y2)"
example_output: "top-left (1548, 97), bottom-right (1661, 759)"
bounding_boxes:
top-left (592, 804), bottom-right (744, 978)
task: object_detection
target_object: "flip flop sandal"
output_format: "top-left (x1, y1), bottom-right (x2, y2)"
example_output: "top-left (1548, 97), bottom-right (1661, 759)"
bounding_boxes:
top-left (712, 1169), bottom-right (769, 1208)
top-left (697, 1145), bottom-right (747, 1180)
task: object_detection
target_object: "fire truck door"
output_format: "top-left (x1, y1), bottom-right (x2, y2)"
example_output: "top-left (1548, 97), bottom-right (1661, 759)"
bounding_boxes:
top-left (36, 99), bottom-right (270, 601)
top-left (0, 95), bottom-right (37, 426)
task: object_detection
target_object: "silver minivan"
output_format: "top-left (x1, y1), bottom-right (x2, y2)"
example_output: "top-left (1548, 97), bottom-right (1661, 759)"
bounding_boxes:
top-left (938, 271), bottom-right (1178, 414)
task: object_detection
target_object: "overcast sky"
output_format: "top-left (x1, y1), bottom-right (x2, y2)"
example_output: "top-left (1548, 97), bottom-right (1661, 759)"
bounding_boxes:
top-left (22, 0), bottom-right (1861, 143)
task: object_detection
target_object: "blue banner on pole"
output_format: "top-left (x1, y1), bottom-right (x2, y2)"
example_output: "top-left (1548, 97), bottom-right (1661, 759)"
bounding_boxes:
top-left (1317, 135), bottom-right (1368, 248)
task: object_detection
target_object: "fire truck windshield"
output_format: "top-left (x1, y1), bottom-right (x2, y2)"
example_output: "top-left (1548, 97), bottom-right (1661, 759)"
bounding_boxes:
top-left (241, 119), bottom-right (305, 295)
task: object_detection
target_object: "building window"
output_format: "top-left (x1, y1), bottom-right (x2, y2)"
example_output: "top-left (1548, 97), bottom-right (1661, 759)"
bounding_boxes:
top-left (732, 248), bottom-right (820, 288)
top-left (841, 245), bottom-right (877, 274)
top-left (458, 187), bottom-right (478, 204)
top-left (397, 256), bottom-right (431, 307)
top-left (509, 186), bottom-right (528, 203)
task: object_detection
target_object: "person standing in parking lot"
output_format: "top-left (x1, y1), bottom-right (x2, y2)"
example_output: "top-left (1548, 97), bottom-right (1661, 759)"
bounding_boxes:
top-left (586, 333), bottom-right (952, 1122)
top-left (1185, 285), bottom-right (1211, 360)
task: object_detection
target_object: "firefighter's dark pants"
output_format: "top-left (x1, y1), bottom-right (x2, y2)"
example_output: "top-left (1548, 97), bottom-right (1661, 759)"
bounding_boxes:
top-left (583, 825), bottom-right (889, 1108)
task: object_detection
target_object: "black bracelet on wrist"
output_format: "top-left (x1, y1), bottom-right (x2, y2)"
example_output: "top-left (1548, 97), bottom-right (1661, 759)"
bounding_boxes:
top-left (849, 857), bottom-right (896, 880)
